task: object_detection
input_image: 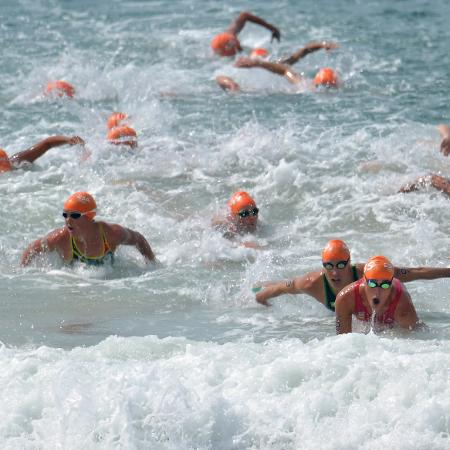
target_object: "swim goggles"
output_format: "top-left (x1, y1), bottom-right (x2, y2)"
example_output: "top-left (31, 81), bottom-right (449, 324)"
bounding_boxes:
top-left (62, 211), bottom-right (88, 219)
top-left (238, 207), bottom-right (259, 218)
top-left (365, 278), bottom-right (393, 289)
top-left (322, 259), bottom-right (349, 270)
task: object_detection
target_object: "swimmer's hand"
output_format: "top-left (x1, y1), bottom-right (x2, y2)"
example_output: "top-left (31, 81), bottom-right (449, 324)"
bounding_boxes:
top-left (68, 136), bottom-right (85, 146)
top-left (398, 182), bottom-right (419, 193)
top-left (322, 41), bottom-right (339, 51)
top-left (440, 137), bottom-right (450, 157)
top-left (271, 28), bottom-right (281, 42)
top-left (255, 288), bottom-right (270, 306)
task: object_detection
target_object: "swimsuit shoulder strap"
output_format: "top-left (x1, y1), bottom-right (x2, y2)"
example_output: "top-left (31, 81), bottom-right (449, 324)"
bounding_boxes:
top-left (352, 264), bottom-right (359, 281)
top-left (322, 273), bottom-right (337, 311)
top-left (353, 279), bottom-right (370, 321)
top-left (98, 223), bottom-right (111, 253)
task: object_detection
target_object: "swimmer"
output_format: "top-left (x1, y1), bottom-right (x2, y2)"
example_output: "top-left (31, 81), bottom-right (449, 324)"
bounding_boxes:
top-left (45, 80), bottom-right (75, 98)
top-left (234, 57), bottom-right (339, 88)
top-left (212, 191), bottom-right (262, 248)
top-left (21, 191), bottom-right (155, 266)
top-left (438, 124), bottom-right (450, 157)
top-left (107, 125), bottom-right (138, 148)
top-left (255, 239), bottom-right (450, 309)
top-left (211, 11), bottom-right (280, 57)
top-left (107, 112), bottom-right (129, 130)
top-left (399, 125), bottom-right (450, 195)
top-left (0, 135), bottom-right (85, 173)
top-left (216, 41), bottom-right (338, 91)
top-left (399, 174), bottom-right (450, 197)
top-left (335, 255), bottom-right (421, 334)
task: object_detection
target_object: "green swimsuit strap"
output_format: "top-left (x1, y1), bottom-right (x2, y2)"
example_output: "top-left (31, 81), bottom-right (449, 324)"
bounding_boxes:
top-left (323, 265), bottom-right (359, 312)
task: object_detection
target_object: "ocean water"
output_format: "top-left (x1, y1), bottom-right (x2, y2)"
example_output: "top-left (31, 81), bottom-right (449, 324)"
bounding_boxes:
top-left (1, 0), bottom-right (450, 448)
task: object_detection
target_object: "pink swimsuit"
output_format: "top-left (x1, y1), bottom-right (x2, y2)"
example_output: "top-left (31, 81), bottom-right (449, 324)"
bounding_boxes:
top-left (353, 279), bottom-right (402, 325)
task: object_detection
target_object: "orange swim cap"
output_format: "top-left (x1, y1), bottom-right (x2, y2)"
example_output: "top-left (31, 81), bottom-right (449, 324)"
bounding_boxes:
top-left (322, 239), bottom-right (350, 261)
top-left (313, 68), bottom-right (338, 87)
top-left (107, 126), bottom-right (138, 147)
top-left (45, 80), bottom-right (75, 98)
top-left (211, 32), bottom-right (241, 57)
top-left (0, 149), bottom-right (12, 173)
top-left (107, 112), bottom-right (128, 130)
top-left (250, 47), bottom-right (269, 58)
top-left (64, 191), bottom-right (97, 220)
top-left (228, 191), bottom-right (256, 216)
top-left (364, 256), bottom-right (394, 280)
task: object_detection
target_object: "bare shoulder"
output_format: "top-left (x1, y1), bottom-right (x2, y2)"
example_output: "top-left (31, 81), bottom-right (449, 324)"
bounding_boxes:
top-left (335, 280), bottom-right (357, 303)
top-left (45, 227), bottom-right (69, 245)
top-left (99, 221), bottom-right (128, 243)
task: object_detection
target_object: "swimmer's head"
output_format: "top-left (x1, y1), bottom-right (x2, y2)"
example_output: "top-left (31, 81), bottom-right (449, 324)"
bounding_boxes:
top-left (45, 80), bottom-right (75, 98)
top-left (250, 47), bottom-right (269, 59)
top-left (63, 191), bottom-right (97, 221)
top-left (228, 191), bottom-right (258, 233)
top-left (0, 149), bottom-right (12, 172)
top-left (211, 32), bottom-right (242, 57)
top-left (364, 255), bottom-right (394, 281)
top-left (228, 191), bottom-right (257, 215)
top-left (322, 239), bottom-right (350, 262)
top-left (107, 112), bottom-right (128, 130)
top-left (313, 67), bottom-right (338, 88)
top-left (107, 126), bottom-right (138, 148)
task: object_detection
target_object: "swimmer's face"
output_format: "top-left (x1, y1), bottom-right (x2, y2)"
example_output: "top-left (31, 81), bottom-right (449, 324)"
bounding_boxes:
top-left (63, 210), bottom-right (92, 235)
top-left (322, 258), bottom-right (351, 287)
top-left (234, 205), bottom-right (258, 233)
top-left (364, 278), bottom-right (393, 312)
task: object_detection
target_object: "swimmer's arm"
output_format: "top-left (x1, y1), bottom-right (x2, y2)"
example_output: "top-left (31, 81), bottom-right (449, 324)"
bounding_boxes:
top-left (235, 58), bottom-right (302, 84)
top-left (10, 135), bottom-right (86, 166)
top-left (399, 174), bottom-right (450, 196)
top-left (395, 289), bottom-right (420, 330)
top-left (394, 266), bottom-right (450, 282)
top-left (279, 41), bottom-right (339, 66)
top-left (254, 276), bottom-right (307, 306)
top-left (113, 225), bottom-right (156, 263)
top-left (438, 125), bottom-right (450, 156)
top-left (215, 76), bottom-right (241, 92)
top-left (228, 11), bottom-right (280, 42)
top-left (20, 229), bottom-right (63, 266)
top-left (334, 291), bottom-right (353, 334)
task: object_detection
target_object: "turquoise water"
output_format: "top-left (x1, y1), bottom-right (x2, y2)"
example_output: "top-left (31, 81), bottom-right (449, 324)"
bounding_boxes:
top-left (1, 0), bottom-right (450, 448)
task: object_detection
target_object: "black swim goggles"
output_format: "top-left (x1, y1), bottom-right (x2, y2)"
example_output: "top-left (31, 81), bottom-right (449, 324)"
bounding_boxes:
top-left (365, 278), bottom-right (393, 289)
top-left (322, 259), bottom-right (349, 270)
top-left (238, 207), bottom-right (259, 218)
top-left (63, 211), bottom-right (85, 219)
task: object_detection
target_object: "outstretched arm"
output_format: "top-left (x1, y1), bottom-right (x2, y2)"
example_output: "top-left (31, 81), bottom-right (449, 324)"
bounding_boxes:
top-left (279, 41), bottom-right (338, 66)
top-left (254, 278), bottom-right (304, 306)
top-left (227, 11), bottom-right (280, 42)
top-left (438, 124), bottom-right (450, 157)
top-left (399, 174), bottom-right (450, 197)
top-left (235, 57), bottom-right (302, 84)
top-left (216, 75), bottom-right (241, 92)
top-left (393, 265), bottom-right (450, 282)
top-left (9, 135), bottom-right (85, 166)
